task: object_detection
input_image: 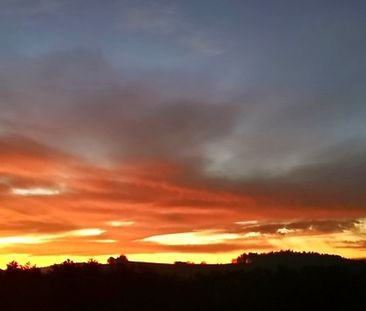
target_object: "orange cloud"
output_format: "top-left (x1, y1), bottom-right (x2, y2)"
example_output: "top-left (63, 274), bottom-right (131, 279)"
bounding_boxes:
top-left (0, 134), bottom-right (365, 267)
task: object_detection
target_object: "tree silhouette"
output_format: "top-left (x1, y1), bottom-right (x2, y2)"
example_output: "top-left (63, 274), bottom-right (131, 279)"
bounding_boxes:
top-left (87, 258), bottom-right (99, 265)
top-left (6, 260), bottom-right (19, 272)
top-left (62, 258), bottom-right (75, 266)
top-left (21, 261), bottom-right (36, 271)
top-left (107, 255), bottom-right (128, 265)
top-left (233, 250), bottom-right (346, 267)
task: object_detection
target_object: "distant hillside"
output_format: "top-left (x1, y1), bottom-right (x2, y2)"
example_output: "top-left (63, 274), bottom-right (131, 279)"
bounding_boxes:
top-left (2, 251), bottom-right (361, 275)
top-left (0, 252), bottom-right (365, 310)
top-left (234, 250), bottom-right (348, 268)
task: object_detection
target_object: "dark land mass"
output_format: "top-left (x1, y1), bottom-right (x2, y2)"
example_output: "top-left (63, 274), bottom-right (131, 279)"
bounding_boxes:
top-left (1, 251), bottom-right (365, 310)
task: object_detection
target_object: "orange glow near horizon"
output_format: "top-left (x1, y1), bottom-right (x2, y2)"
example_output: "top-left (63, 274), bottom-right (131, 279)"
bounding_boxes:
top-left (0, 135), bottom-right (365, 269)
top-left (0, 218), bottom-right (365, 269)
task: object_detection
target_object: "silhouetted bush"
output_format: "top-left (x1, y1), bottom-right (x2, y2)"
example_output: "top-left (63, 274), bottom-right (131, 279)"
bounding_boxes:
top-left (6, 260), bottom-right (19, 272)
top-left (107, 254), bottom-right (128, 265)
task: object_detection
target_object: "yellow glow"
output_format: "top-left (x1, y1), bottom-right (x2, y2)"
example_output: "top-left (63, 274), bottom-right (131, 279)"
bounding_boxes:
top-left (355, 218), bottom-right (366, 233)
top-left (11, 187), bottom-right (61, 196)
top-left (243, 232), bottom-right (261, 238)
top-left (93, 239), bottom-right (117, 243)
top-left (277, 227), bottom-right (296, 234)
top-left (105, 220), bottom-right (135, 227)
top-left (267, 230), bottom-right (366, 258)
top-left (0, 228), bottom-right (105, 248)
top-left (0, 236), bottom-right (46, 245)
top-left (141, 230), bottom-right (240, 245)
top-left (69, 228), bottom-right (105, 237)
top-left (1, 220), bottom-right (365, 269)
top-left (235, 220), bottom-right (259, 225)
top-left (141, 229), bottom-right (265, 246)
top-left (127, 251), bottom-right (241, 264)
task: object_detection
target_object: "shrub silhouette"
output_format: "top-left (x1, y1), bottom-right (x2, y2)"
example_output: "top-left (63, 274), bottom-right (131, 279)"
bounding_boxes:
top-left (21, 261), bottom-right (37, 271)
top-left (107, 255), bottom-right (128, 265)
top-left (87, 258), bottom-right (99, 265)
top-left (62, 258), bottom-right (75, 266)
top-left (6, 260), bottom-right (19, 272)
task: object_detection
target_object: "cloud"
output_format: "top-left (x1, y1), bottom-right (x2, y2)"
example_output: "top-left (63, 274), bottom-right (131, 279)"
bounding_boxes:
top-left (0, 46), bottom-right (365, 262)
top-left (120, 2), bottom-right (179, 34)
top-left (0, 134), bottom-right (74, 176)
top-left (180, 32), bottom-right (225, 55)
top-left (0, 227), bottom-right (104, 249)
top-left (117, 1), bottom-right (225, 55)
top-left (0, 0), bottom-right (67, 16)
top-left (135, 218), bottom-right (366, 256)
top-left (11, 187), bottom-right (62, 196)
top-left (141, 230), bottom-right (241, 246)
top-left (335, 240), bottom-right (366, 249)
top-left (105, 220), bottom-right (135, 227)
top-left (137, 241), bottom-right (273, 254)
top-left (0, 220), bottom-right (76, 235)
top-left (232, 218), bottom-right (360, 235)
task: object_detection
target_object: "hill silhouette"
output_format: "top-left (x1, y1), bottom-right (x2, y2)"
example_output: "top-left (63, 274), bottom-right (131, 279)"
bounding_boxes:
top-left (234, 250), bottom-right (348, 267)
top-left (0, 251), bottom-right (365, 310)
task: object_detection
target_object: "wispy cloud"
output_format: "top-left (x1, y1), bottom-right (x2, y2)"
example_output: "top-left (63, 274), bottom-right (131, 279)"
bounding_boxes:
top-left (0, 0), bottom-right (67, 16)
top-left (0, 227), bottom-right (105, 248)
top-left (138, 218), bottom-right (366, 257)
top-left (180, 32), bottom-right (225, 55)
top-left (120, 3), bottom-right (180, 34)
top-left (11, 187), bottom-right (62, 196)
top-left (118, 1), bottom-right (225, 55)
top-left (105, 220), bottom-right (135, 227)
top-left (141, 230), bottom-right (241, 246)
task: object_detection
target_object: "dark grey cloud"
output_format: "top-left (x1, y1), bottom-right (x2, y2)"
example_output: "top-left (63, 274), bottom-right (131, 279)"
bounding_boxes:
top-left (0, 49), bottom-right (242, 164)
top-left (0, 220), bottom-right (76, 234)
top-left (231, 219), bottom-right (360, 235)
top-left (335, 240), bottom-right (366, 250)
top-left (0, 0), bottom-right (68, 16)
top-left (136, 241), bottom-right (273, 254)
top-left (1, 0), bottom-right (365, 218)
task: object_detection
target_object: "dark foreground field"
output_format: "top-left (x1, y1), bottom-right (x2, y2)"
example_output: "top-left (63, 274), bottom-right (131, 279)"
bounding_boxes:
top-left (1, 252), bottom-right (365, 311)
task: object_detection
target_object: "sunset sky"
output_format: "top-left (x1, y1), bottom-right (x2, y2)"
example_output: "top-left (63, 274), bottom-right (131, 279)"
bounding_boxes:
top-left (0, 0), bottom-right (366, 267)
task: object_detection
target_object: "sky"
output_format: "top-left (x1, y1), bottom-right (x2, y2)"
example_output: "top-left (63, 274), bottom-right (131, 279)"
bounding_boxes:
top-left (0, 0), bottom-right (366, 267)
